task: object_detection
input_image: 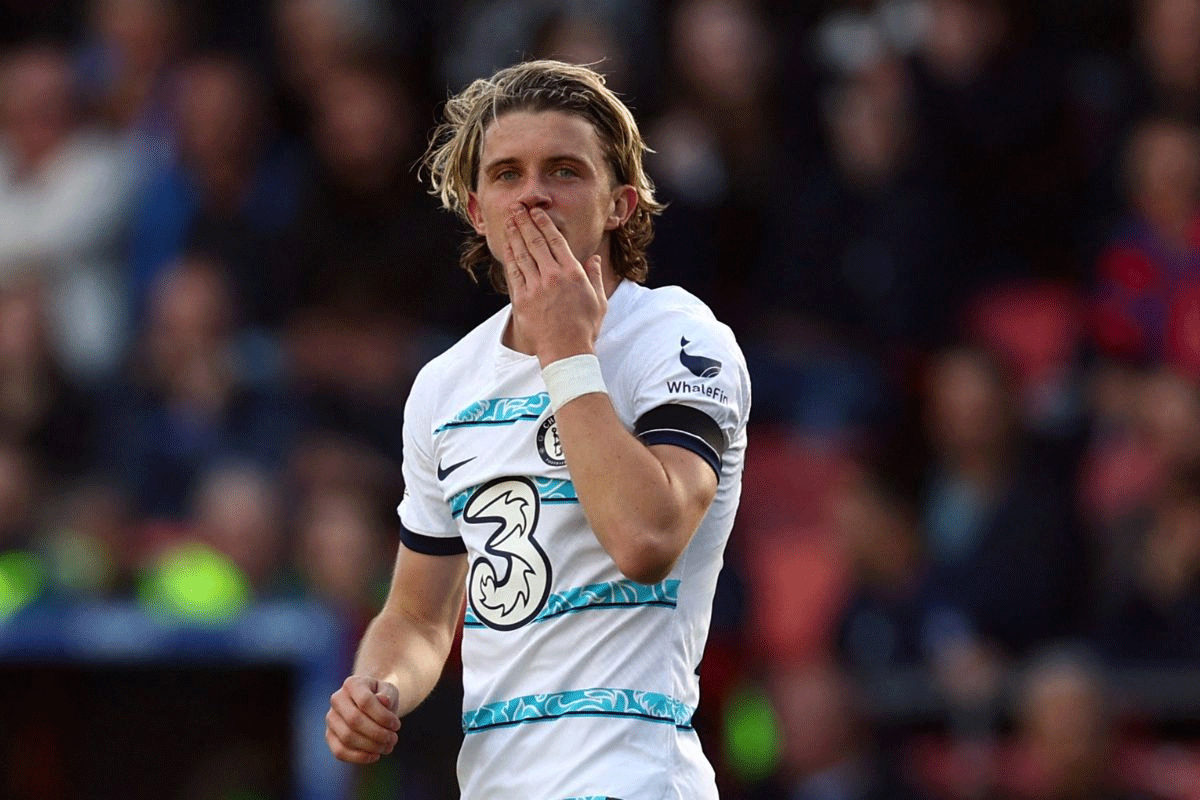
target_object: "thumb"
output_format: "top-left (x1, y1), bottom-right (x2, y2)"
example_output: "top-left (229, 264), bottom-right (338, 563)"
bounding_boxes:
top-left (376, 681), bottom-right (400, 711)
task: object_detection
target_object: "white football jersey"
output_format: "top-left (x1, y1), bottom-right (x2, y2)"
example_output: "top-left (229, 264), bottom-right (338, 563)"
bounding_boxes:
top-left (398, 279), bottom-right (750, 800)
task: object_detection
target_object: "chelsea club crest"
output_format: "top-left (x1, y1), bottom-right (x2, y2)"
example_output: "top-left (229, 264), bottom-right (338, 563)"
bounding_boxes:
top-left (537, 416), bottom-right (566, 467)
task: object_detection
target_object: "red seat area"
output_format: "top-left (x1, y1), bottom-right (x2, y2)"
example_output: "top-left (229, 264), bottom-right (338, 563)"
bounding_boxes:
top-left (966, 281), bottom-right (1084, 393)
top-left (734, 428), bottom-right (857, 663)
top-left (735, 427), bottom-right (857, 538)
top-left (1076, 432), bottom-right (1163, 527)
top-left (907, 735), bottom-right (1200, 800)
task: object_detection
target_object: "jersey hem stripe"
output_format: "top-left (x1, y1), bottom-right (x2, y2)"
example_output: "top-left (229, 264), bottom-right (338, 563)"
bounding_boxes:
top-left (462, 687), bottom-right (696, 734)
top-left (463, 578), bottom-right (679, 628)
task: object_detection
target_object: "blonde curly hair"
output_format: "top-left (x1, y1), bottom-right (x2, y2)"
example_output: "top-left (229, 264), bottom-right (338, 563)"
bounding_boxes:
top-left (422, 60), bottom-right (665, 293)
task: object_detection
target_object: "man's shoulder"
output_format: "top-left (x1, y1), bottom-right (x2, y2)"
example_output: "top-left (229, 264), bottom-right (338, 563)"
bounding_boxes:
top-left (611, 282), bottom-right (741, 353)
top-left (611, 282), bottom-right (711, 330)
top-left (414, 305), bottom-right (509, 384)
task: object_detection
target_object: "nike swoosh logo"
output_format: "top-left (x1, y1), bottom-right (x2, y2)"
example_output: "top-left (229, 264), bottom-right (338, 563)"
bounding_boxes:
top-left (437, 457), bottom-right (476, 481)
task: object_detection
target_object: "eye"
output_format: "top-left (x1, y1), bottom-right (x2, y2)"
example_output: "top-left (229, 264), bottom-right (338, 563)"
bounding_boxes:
top-left (552, 165), bottom-right (579, 178)
top-left (496, 168), bottom-right (519, 181)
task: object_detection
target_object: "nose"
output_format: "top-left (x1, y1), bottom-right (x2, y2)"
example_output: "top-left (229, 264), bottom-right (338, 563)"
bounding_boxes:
top-left (516, 176), bottom-right (551, 209)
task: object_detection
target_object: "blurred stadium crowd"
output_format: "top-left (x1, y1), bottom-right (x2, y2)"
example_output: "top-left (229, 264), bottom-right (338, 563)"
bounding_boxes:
top-left (1, 0), bottom-right (1200, 798)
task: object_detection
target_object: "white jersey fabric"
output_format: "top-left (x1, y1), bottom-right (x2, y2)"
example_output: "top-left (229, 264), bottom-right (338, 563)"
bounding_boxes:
top-left (398, 279), bottom-right (750, 800)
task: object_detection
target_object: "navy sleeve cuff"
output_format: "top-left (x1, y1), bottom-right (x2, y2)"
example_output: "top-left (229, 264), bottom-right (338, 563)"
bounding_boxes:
top-left (399, 523), bottom-right (466, 556)
top-left (634, 403), bottom-right (725, 480)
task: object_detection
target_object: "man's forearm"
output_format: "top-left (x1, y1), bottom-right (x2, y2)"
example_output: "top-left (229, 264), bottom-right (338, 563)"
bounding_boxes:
top-left (354, 607), bottom-right (457, 717)
top-left (553, 391), bottom-right (715, 584)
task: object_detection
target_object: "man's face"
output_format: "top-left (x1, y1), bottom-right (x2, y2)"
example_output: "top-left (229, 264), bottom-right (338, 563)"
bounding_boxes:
top-left (467, 109), bottom-right (633, 276)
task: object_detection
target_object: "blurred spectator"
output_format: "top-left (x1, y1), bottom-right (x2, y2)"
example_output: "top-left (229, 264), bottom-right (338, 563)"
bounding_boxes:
top-left (530, 7), bottom-right (635, 96)
top-left (278, 58), bottom-right (493, 456)
top-left (191, 462), bottom-right (290, 596)
top-left (748, 661), bottom-right (928, 800)
top-left (1080, 366), bottom-right (1200, 543)
top-left (127, 52), bottom-right (301, 328)
top-left (920, 346), bottom-right (1088, 663)
top-left (647, 0), bottom-right (778, 324)
top-left (0, 441), bottom-right (47, 616)
top-left (1131, 0), bottom-right (1200, 124)
top-left (101, 256), bottom-right (295, 520)
top-left (295, 486), bottom-right (391, 644)
top-left (139, 462), bottom-right (291, 621)
top-left (288, 432), bottom-right (400, 656)
top-left (440, 0), bottom-right (658, 101)
top-left (1090, 116), bottom-right (1200, 375)
top-left (746, 47), bottom-right (960, 428)
top-left (282, 58), bottom-right (483, 334)
top-left (907, 0), bottom-right (1086, 284)
top-left (1092, 463), bottom-right (1200, 666)
top-left (40, 482), bottom-right (135, 600)
top-left (0, 43), bottom-right (137, 381)
top-left (75, 0), bottom-right (181, 172)
top-left (0, 282), bottom-right (97, 480)
top-left (832, 463), bottom-right (935, 676)
top-left (269, 0), bottom-right (398, 135)
top-left (1001, 649), bottom-right (1139, 800)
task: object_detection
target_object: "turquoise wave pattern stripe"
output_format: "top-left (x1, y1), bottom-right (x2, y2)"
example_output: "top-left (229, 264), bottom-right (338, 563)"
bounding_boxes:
top-left (563, 797), bottom-right (608, 800)
top-left (536, 477), bottom-right (576, 504)
top-left (464, 579), bottom-right (679, 627)
top-left (462, 687), bottom-right (695, 733)
top-left (435, 393), bottom-right (550, 433)
top-left (450, 477), bottom-right (578, 519)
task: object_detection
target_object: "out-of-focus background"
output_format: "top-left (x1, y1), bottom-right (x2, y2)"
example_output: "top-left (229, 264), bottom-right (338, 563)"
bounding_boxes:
top-left (0, 0), bottom-right (1199, 798)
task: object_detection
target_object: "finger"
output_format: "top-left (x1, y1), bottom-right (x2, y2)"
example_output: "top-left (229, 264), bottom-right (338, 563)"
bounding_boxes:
top-left (510, 205), bottom-right (555, 270)
top-left (502, 239), bottom-right (526, 296)
top-left (528, 207), bottom-right (577, 272)
top-left (330, 697), bottom-right (398, 750)
top-left (341, 680), bottom-right (401, 732)
top-left (326, 706), bottom-right (396, 755)
top-left (505, 214), bottom-right (540, 285)
top-left (326, 726), bottom-right (381, 765)
top-left (327, 697), bottom-right (398, 751)
top-left (583, 254), bottom-right (605, 301)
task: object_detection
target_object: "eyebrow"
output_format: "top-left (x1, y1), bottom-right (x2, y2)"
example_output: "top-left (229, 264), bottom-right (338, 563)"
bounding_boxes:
top-left (481, 154), bottom-right (591, 174)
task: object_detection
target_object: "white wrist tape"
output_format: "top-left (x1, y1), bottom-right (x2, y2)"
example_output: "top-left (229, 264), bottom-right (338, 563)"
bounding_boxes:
top-left (541, 354), bottom-right (607, 412)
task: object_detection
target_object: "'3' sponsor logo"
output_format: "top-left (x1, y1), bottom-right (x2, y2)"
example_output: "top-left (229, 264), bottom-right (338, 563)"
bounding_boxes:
top-left (465, 477), bottom-right (552, 630)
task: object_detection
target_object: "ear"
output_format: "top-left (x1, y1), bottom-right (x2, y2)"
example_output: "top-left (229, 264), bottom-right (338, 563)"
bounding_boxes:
top-left (605, 185), bottom-right (638, 231)
top-left (467, 192), bottom-right (486, 235)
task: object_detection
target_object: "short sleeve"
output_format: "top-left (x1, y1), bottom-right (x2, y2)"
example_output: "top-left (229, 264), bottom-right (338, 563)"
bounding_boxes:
top-left (618, 306), bottom-right (750, 480)
top-left (397, 368), bottom-right (465, 555)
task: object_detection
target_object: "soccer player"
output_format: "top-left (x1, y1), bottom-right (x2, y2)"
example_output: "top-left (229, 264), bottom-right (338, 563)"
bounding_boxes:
top-left (324, 60), bottom-right (750, 800)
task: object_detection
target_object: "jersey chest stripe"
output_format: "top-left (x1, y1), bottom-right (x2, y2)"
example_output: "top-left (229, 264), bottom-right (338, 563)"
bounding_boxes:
top-left (434, 393), bottom-right (551, 433)
top-left (463, 578), bottom-right (679, 627)
top-left (450, 477), bottom-right (577, 518)
top-left (461, 687), bottom-right (696, 734)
